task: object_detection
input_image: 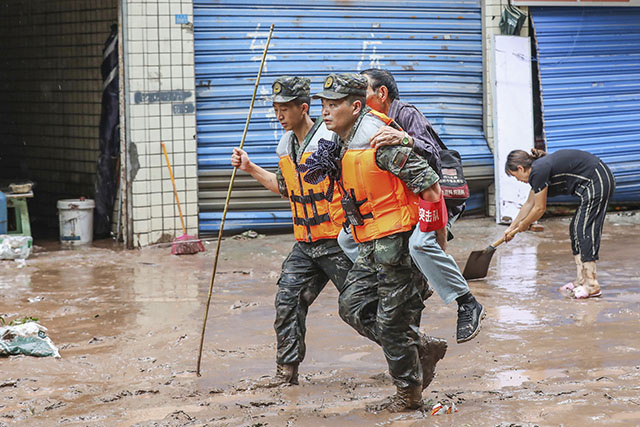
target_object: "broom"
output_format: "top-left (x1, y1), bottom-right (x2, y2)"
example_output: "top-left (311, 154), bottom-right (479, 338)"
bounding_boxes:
top-left (161, 141), bottom-right (205, 255)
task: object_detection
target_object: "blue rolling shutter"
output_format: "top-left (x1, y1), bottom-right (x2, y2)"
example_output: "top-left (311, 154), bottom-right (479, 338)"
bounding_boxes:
top-left (532, 7), bottom-right (640, 203)
top-left (194, 0), bottom-right (491, 233)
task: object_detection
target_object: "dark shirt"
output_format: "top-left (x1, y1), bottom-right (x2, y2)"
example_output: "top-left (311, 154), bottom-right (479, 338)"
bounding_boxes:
top-left (388, 99), bottom-right (441, 175)
top-left (529, 149), bottom-right (603, 197)
top-left (388, 99), bottom-right (464, 219)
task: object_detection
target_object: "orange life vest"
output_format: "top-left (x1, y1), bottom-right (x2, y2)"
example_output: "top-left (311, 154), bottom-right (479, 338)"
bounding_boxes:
top-left (339, 110), bottom-right (419, 243)
top-left (368, 108), bottom-right (396, 126)
top-left (278, 122), bottom-right (344, 243)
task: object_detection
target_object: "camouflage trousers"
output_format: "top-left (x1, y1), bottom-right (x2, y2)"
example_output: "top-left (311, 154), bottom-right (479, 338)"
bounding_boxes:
top-left (275, 240), bottom-right (353, 365)
top-left (338, 230), bottom-right (425, 389)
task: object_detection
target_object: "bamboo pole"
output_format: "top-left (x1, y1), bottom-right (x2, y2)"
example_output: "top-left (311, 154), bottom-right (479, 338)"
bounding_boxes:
top-left (196, 24), bottom-right (275, 376)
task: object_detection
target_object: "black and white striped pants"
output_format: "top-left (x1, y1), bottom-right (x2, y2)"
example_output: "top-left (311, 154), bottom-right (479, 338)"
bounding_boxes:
top-left (570, 162), bottom-right (616, 262)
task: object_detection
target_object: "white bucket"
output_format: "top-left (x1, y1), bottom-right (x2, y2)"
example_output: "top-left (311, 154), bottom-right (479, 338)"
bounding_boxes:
top-left (57, 199), bottom-right (95, 246)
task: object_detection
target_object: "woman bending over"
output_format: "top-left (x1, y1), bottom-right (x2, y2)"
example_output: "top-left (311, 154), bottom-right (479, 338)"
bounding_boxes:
top-left (504, 148), bottom-right (615, 299)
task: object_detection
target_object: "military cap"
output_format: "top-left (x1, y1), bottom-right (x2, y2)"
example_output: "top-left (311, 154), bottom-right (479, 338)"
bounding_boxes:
top-left (312, 73), bottom-right (368, 100)
top-left (270, 76), bottom-right (310, 103)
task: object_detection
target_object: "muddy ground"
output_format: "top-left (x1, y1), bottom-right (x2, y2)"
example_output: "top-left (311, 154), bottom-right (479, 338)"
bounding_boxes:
top-left (1, 212), bottom-right (639, 426)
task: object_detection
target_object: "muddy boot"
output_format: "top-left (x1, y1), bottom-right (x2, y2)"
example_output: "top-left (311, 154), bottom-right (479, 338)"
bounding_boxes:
top-left (560, 254), bottom-right (585, 293)
top-left (572, 261), bottom-right (601, 299)
top-left (418, 334), bottom-right (447, 390)
top-left (368, 385), bottom-right (423, 413)
top-left (255, 363), bottom-right (299, 388)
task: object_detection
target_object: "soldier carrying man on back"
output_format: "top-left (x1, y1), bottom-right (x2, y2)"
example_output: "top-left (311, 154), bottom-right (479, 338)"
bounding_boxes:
top-left (306, 73), bottom-right (448, 411)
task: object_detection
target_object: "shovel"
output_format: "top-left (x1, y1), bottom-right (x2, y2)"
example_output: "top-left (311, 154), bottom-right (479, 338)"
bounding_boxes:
top-left (462, 236), bottom-right (506, 280)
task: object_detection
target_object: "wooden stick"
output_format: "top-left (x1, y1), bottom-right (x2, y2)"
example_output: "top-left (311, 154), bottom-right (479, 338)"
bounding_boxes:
top-left (196, 24), bottom-right (275, 376)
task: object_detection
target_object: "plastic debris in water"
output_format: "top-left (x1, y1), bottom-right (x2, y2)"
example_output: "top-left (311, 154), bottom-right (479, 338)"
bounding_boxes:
top-left (0, 235), bottom-right (32, 260)
top-left (0, 321), bottom-right (60, 358)
top-left (431, 401), bottom-right (458, 415)
top-left (232, 230), bottom-right (263, 240)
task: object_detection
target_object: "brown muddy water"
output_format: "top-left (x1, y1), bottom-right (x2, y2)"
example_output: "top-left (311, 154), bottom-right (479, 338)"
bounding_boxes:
top-left (1, 212), bottom-right (639, 426)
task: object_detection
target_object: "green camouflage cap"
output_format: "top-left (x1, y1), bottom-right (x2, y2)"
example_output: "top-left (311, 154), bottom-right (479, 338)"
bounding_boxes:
top-left (270, 76), bottom-right (310, 103)
top-left (312, 73), bottom-right (368, 100)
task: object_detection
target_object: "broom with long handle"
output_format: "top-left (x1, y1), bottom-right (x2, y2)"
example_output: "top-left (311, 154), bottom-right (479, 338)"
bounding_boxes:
top-left (162, 141), bottom-right (205, 254)
top-left (196, 24), bottom-right (275, 376)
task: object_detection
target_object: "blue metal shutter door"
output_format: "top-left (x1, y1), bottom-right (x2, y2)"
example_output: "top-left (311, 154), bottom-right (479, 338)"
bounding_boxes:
top-left (194, 0), bottom-right (492, 233)
top-left (532, 7), bottom-right (640, 203)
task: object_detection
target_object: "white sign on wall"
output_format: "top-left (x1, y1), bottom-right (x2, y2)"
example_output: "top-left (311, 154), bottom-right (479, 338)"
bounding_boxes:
top-left (492, 35), bottom-right (534, 224)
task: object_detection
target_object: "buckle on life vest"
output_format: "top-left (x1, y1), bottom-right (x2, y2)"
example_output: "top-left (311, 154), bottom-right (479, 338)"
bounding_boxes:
top-left (293, 213), bottom-right (330, 227)
top-left (290, 192), bottom-right (327, 204)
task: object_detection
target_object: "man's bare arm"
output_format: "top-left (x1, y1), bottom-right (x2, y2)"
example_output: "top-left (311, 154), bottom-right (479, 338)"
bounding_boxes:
top-left (231, 147), bottom-right (279, 194)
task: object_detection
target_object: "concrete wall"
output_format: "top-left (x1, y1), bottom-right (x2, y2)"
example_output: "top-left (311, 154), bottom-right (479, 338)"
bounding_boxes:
top-left (0, 0), bottom-right (118, 230)
top-left (123, 0), bottom-right (198, 247)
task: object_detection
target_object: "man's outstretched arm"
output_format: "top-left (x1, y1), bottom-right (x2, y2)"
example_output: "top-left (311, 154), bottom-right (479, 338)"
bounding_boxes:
top-left (231, 147), bottom-right (281, 195)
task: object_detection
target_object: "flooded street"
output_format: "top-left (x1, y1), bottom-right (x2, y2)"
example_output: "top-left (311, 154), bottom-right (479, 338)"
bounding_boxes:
top-left (1, 212), bottom-right (639, 426)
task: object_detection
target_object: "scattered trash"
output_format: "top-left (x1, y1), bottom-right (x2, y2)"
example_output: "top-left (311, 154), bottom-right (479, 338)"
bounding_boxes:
top-left (0, 321), bottom-right (60, 358)
top-left (87, 336), bottom-right (117, 345)
top-left (100, 390), bottom-right (132, 403)
top-left (0, 235), bottom-right (33, 260)
top-left (232, 230), bottom-right (263, 240)
top-left (0, 380), bottom-right (17, 388)
top-left (230, 300), bottom-right (258, 310)
top-left (431, 401), bottom-right (458, 415)
top-left (28, 296), bottom-right (44, 303)
top-left (161, 410), bottom-right (195, 424)
top-left (134, 389), bottom-right (159, 395)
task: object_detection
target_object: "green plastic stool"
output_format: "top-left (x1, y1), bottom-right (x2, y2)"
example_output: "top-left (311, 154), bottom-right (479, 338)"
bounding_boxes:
top-left (7, 195), bottom-right (32, 237)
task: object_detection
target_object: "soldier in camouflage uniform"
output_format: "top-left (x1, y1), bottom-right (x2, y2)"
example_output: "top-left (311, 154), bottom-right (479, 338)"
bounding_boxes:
top-left (231, 76), bottom-right (354, 387)
top-left (311, 73), bottom-right (448, 412)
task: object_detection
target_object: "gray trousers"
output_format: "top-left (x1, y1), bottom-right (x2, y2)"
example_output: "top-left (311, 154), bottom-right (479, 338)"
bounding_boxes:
top-left (338, 216), bottom-right (469, 305)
